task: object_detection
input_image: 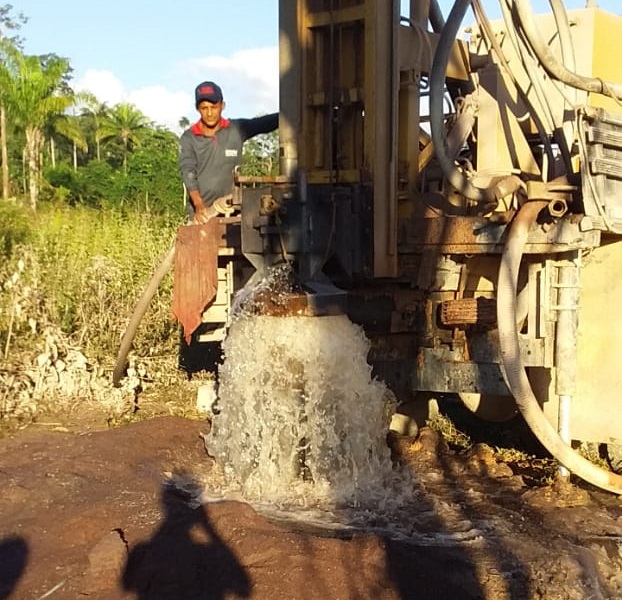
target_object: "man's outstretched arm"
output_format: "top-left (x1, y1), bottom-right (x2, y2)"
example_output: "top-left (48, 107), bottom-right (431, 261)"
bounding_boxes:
top-left (238, 113), bottom-right (279, 141)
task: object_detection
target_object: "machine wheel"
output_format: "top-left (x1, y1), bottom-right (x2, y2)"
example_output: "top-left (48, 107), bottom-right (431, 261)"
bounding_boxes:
top-left (606, 444), bottom-right (622, 474)
top-left (459, 393), bottom-right (518, 422)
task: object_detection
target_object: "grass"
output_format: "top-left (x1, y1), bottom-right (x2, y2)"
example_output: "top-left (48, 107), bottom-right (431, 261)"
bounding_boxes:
top-left (1, 201), bottom-right (183, 363)
top-left (0, 200), bottom-right (189, 427)
top-left (427, 411), bottom-right (473, 451)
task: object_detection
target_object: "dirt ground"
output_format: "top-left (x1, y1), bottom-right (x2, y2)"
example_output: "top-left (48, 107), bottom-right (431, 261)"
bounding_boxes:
top-left (1, 411), bottom-right (622, 600)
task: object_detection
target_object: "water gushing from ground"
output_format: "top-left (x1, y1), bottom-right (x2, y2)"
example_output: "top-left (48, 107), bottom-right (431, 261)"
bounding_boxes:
top-left (201, 269), bottom-right (488, 544)
top-left (206, 311), bottom-right (397, 510)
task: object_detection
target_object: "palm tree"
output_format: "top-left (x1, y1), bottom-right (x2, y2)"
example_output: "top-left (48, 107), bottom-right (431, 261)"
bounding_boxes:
top-left (98, 102), bottom-right (151, 174)
top-left (78, 93), bottom-right (109, 161)
top-left (46, 112), bottom-right (88, 170)
top-left (0, 48), bottom-right (76, 209)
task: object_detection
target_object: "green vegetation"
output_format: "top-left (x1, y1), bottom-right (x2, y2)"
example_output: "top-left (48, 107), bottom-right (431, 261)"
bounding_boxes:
top-left (0, 202), bottom-right (182, 362)
top-left (241, 130), bottom-right (279, 177)
top-left (0, 197), bottom-right (30, 255)
top-left (0, 3), bottom-right (187, 369)
top-left (0, 4), bottom-right (278, 425)
top-left (0, 4), bottom-right (276, 212)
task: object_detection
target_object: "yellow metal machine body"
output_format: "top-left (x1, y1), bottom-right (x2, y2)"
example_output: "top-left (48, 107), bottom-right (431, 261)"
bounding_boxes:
top-left (197, 1), bottom-right (622, 491)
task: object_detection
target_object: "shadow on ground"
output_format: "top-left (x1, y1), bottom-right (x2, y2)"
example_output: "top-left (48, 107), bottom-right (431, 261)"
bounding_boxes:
top-left (123, 479), bottom-right (251, 600)
top-left (0, 536), bottom-right (28, 600)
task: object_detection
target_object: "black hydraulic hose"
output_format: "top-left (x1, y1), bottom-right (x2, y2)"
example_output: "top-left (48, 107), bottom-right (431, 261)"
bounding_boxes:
top-left (547, 0), bottom-right (577, 170)
top-left (497, 201), bottom-right (622, 494)
top-left (512, 0), bottom-right (622, 101)
top-left (429, 0), bottom-right (446, 32)
top-left (112, 245), bottom-right (175, 387)
top-left (429, 0), bottom-right (498, 207)
top-left (427, 0), bottom-right (474, 104)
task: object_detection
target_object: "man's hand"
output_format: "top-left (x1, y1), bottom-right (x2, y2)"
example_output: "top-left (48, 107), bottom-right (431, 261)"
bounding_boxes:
top-left (192, 194), bottom-right (234, 224)
top-left (193, 203), bottom-right (218, 224)
top-left (189, 189), bottom-right (215, 224)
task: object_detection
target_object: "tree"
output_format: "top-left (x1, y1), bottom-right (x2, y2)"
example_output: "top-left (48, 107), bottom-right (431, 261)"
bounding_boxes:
top-left (241, 129), bottom-right (279, 177)
top-left (47, 112), bottom-right (88, 170)
top-left (125, 127), bottom-right (183, 214)
top-left (0, 48), bottom-right (76, 209)
top-left (78, 93), bottom-right (109, 161)
top-left (0, 3), bottom-right (27, 200)
top-left (98, 102), bottom-right (151, 175)
top-left (0, 4), bottom-right (26, 44)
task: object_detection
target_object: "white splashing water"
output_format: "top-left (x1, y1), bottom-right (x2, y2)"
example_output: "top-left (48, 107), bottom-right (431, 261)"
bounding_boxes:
top-left (206, 312), bottom-right (397, 510)
top-left (200, 271), bottom-right (488, 545)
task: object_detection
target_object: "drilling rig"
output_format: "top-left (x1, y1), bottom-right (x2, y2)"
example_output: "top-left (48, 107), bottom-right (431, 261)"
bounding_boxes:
top-left (116, 0), bottom-right (622, 494)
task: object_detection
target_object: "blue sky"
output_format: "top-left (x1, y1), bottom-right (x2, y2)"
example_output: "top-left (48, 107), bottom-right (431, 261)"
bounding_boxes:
top-left (14, 0), bottom-right (621, 131)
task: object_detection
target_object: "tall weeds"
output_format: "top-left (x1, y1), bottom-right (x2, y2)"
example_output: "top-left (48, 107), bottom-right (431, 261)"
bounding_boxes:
top-left (1, 202), bottom-right (183, 364)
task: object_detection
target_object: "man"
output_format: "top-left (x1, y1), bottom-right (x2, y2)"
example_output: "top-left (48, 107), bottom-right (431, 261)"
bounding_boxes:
top-left (179, 80), bottom-right (279, 223)
top-left (176, 81), bottom-right (277, 376)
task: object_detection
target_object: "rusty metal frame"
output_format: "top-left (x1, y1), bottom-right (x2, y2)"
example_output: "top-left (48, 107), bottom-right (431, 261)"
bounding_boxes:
top-left (279, 0), bottom-right (399, 277)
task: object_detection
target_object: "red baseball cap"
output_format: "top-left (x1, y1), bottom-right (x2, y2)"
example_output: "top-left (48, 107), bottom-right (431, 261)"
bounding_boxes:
top-left (195, 81), bottom-right (223, 105)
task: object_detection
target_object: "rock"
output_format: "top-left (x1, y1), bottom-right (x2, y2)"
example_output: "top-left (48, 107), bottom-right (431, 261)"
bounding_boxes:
top-left (82, 530), bottom-right (127, 592)
top-left (197, 380), bottom-right (218, 414)
top-left (466, 443), bottom-right (515, 479)
top-left (522, 475), bottom-right (591, 508)
top-left (418, 426), bottom-right (449, 455)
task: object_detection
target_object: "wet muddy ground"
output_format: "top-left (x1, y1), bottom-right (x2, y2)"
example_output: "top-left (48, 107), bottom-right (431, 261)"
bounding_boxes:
top-left (1, 415), bottom-right (622, 600)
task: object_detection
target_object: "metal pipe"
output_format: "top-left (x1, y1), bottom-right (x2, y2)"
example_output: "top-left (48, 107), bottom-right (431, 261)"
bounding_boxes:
top-left (429, 0), bottom-right (445, 32)
top-left (410, 0), bottom-right (430, 25)
top-left (558, 395), bottom-right (571, 477)
top-left (554, 251), bottom-right (580, 479)
top-left (547, 197), bottom-right (568, 218)
top-left (278, 0), bottom-right (300, 179)
top-left (429, 0), bottom-right (498, 208)
top-left (497, 202), bottom-right (622, 494)
top-left (512, 0), bottom-right (622, 100)
top-left (554, 254), bottom-right (580, 398)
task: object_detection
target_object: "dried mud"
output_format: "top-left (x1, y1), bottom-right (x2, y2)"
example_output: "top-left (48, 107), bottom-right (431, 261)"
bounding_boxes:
top-left (1, 415), bottom-right (622, 600)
